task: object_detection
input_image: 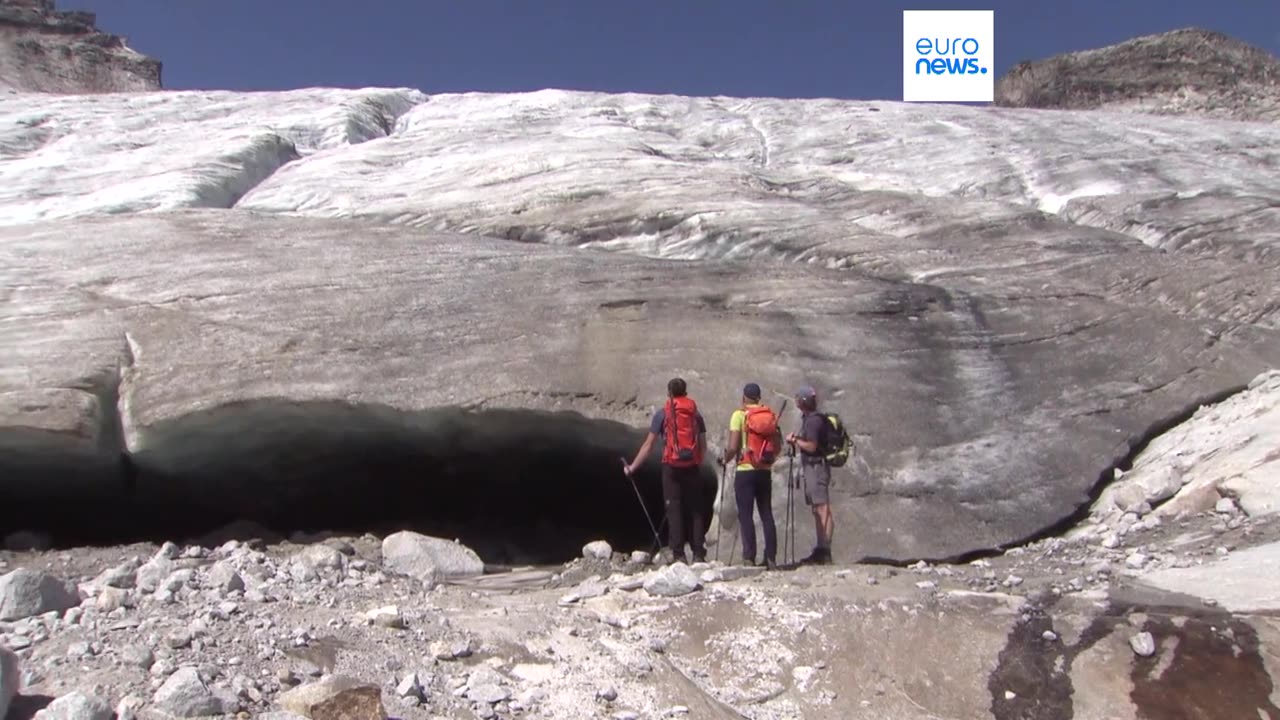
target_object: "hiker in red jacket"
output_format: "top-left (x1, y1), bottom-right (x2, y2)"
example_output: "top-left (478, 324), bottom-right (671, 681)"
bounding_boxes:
top-left (624, 377), bottom-right (708, 564)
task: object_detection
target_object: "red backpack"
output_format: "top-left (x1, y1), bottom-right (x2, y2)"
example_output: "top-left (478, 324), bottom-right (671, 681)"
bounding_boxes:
top-left (741, 405), bottom-right (781, 469)
top-left (661, 396), bottom-right (703, 467)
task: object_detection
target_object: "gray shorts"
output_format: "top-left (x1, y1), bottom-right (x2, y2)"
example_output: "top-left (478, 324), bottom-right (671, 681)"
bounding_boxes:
top-left (802, 462), bottom-right (831, 506)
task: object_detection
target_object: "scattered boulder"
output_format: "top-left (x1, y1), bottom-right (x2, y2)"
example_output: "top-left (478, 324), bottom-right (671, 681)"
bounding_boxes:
top-left (152, 667), bottom-right (232, 718)
top-left (205, 562), bottom-right (245, 595)
top-left (278, 676), bottom-right (386, 720)
top-left (464, 667), bottom-right (511, 705)
top-left (642, 563), bottom-right (702, 597)
top-left (94, 587), bottom-right (131, 613)
top-left (359, 606), bottom-right (405, 629)
top-left (136, 552), bottom-right (176, 594)
top-left (381, 531), bottom-right (484, 585)
top-left (583, 541), bottom-right (613, 561)
top-left (560, 577), bottom-right (609, 605)
top-left (94, 559), bottom-right (139, 590)
top-left (0, 568), bottom-right (80, 621)
top-left (1, 647), bottom-right (19, 720)
top-left (394, 673), bottom-right (423, 700)
top-left (1126, 553), bottom-right (1149, 570)
top-left (1129, 631), bottom-right (1157, 657)
top-left (119, 644), bottom-right (155, 670)
top-left (114, 695), bottom-right (144, 720)
top-left (31, 690), bottom-right (113, 720)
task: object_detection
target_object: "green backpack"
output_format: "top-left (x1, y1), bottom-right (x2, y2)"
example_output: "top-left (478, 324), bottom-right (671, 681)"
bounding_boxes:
top-left (820, 413), bottom-right (853, 468)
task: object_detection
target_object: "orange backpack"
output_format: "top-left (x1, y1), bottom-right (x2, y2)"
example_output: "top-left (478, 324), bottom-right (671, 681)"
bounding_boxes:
top-left (741, 405), bottom-right (781, 469)
top-left (661, 396), bottom-right (703, 467)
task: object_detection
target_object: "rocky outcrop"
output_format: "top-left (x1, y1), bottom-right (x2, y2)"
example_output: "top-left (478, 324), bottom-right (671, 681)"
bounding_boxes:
top-left (0, 0), bottom-right (161, 94)
top-left (994, 28), bottom-right (1280, 122)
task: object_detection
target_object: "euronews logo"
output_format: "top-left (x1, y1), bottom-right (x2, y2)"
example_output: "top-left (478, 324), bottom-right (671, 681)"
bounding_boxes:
top-left (903, 10), bottom-right (994, 102)
top-left (914, 37), bottom-right (988, 76)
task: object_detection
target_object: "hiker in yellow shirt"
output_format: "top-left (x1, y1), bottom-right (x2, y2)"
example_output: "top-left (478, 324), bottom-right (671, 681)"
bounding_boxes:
top-left (721, 383), bottom-right (781, 569)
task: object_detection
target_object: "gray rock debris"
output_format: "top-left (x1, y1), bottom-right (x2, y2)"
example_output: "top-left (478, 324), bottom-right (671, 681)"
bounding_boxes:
top-left (205, 561), bottom-right (246, 595)
top-left (643, 563), bottom-right (702, 597)
top-left (381, 531), bottom-right (484, 586)
top-left (152, 666), bottom-right (233, 717)
top-left (395, 673), bottom-right (424, 700)
top-left (31, 690), bottom-right (113, 720)
top-left (94, 559), bottom-right (139, 590)
top-left (278, 675), bottom-right (386, 720)
top-left (583, 540), bottom-right (613, 561)
top-left (1, 646), bottom-right (18, 720)
top-left (290, 544), bottom-right (347, 582)
top-left (1129, 631), bottom-right (1157, 657)
top-left (359, 606), bottom-right (406, 629)
top-left (114, 695), bottom-right (144, 720)
top-left (0, 568), bottom-right (80, 621)
top-left (560, 576), bottom-right (609, 605)
top-left (465, 681), bottom-right (510, 705)
top-left (136, 549), bottom-right (177, 594)
top-left (119, 644), bottom-right (155, 670)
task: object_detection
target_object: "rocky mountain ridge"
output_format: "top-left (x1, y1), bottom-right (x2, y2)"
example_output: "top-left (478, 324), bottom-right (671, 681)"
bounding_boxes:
top-left (0, 0), bottom-right (161, 94)
top-left (994, 27), bottom-right (1280, 122)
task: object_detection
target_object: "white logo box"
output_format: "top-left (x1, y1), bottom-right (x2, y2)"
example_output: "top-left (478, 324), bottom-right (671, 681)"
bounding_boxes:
top-left (903, 10), bottom-right (995, 102)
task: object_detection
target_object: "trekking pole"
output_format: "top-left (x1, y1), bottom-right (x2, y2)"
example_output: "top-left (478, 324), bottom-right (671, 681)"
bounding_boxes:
top-left (786, 444), bottom-right (796, 566)
top-left (620, 458), bottom-right (662, 550)
top-left (714, 459), bottom-right (729, 562)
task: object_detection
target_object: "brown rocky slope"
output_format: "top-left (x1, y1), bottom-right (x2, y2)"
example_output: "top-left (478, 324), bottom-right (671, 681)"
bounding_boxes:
top-left (0, 0), bottom-right (160, 94)
top-left (994, 27), bottom-right (1280, 122)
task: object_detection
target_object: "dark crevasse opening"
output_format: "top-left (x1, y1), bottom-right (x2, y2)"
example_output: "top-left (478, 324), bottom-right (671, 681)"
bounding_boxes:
top-left (0, 400), bottom-right (719, 566)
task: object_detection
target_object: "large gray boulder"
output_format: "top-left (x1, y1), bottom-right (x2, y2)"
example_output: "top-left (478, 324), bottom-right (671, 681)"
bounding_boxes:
top-left (0, 87), bottom-right (1278, 562)
top-left (0, 568), bottom-right (80, 621)
top-left (151, 667), bottom-right (233, 718)
top-left (1, 646), bottom-right (18, 720)
top-left (381, 531), bottom-right (484, 584)
top-left (31, 690), bottom-right (113, 720)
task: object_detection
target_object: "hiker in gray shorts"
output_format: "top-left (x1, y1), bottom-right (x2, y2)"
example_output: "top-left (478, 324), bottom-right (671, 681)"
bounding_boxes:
top-left (785, 385), bottom-right (834, 565)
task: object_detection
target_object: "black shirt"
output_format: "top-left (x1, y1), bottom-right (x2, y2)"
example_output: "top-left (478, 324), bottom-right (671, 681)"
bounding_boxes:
top-left (798, 411), bottom-right (827, 464)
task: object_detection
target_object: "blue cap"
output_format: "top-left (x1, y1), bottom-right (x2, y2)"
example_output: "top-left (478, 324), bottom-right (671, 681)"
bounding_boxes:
top-left (795, 385), bottom-right (817, 401)
top-left (743, 383), bottom-right (761, 400)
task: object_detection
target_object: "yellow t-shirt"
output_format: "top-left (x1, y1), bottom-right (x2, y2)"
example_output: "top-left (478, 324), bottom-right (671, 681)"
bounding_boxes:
top-left (729, 404), bottom-right (763, 471)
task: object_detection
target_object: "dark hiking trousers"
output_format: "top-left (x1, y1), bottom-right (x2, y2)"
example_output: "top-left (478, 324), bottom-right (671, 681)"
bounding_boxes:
top-left (734, 468), bottom-right (777, 564)
top-left (662, 464), bottom-right (706, 561)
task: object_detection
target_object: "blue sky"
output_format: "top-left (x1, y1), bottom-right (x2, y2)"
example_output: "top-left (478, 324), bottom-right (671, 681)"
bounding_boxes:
top-left (77, 0), bottom-right (1279, 101)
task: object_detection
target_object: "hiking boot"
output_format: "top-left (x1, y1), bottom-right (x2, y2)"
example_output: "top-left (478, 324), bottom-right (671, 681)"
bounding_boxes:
top-left (760, 558), bottom-right (777, 570)
top-left (800, 547), bottom-right (832, 565)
